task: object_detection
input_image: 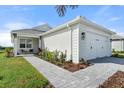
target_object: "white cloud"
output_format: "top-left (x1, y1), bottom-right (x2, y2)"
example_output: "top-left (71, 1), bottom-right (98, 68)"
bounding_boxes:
top-left (96, 6), bottom-right (111, 16)
top-left (12, 6), bottom-right (31, 11)
top-left (0, 31), bottom-right (12, 47)
top-left (0, 22), bottom-right (32, 47)
top-left (109, 17), bottom-right (121, 21)
top-left (4, 22), bottom-right (32, 30)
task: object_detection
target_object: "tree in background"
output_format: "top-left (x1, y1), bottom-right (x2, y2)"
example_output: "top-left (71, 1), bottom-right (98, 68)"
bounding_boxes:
top-left (0, 46), bottom-right (5, 50)
top-left (55, 5), bottom-right (78, 17)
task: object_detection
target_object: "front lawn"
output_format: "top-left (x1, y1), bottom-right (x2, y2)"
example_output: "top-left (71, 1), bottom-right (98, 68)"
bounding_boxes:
top-left (0, 52), bottom-right (49, 88)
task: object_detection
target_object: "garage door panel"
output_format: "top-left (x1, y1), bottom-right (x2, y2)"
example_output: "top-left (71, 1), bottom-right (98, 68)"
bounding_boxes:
top-left (87, 32), bottom-right (109, 60)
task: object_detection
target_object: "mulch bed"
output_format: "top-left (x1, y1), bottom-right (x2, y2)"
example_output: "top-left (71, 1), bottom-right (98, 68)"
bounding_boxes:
top-left (51, 61), bottom-right (93, 72)
top-left (36, 55), bottom-right (92, 72)
top-left (62, 62), bottom-right (92, 72)
top-left (99, 71), bottom-right (124, 88)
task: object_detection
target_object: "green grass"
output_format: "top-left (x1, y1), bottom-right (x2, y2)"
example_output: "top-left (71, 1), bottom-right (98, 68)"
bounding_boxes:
top-left (112, 52), bottom-right (124, 58)
top-left (0, 52), bottom-right (49, 88)
top-left (117, 53), bottom-right (124, 58)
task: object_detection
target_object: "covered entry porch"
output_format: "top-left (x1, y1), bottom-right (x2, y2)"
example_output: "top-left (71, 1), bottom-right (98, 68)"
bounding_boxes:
top-left (12, 33), bottom-right (41, 56)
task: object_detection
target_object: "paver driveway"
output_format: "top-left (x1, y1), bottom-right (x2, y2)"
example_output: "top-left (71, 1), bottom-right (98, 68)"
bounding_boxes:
top-left (24, 56), bottom-right (124, 88)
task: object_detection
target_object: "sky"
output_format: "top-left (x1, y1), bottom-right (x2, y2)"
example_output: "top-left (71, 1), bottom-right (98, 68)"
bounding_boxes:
top-left (0, 5), bottom-right (124, 46)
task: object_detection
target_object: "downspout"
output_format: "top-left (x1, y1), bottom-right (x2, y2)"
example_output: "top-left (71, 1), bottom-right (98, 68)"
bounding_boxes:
top-left (67, 24), bottom-right (73, 62)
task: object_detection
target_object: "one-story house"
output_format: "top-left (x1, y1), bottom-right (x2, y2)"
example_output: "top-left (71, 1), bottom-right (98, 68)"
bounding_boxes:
top-left (112, 35), bottom-right (124, 51)
top-left (11, 16), bottom-right (116, 63)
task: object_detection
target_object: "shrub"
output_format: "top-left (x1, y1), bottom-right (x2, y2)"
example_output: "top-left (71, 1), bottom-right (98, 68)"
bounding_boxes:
top-left (53, 49), bottom-right (59, 62)
top-left (80, 58), bottom-right (88, 64)
top-left (120, 51), bottom-right (124, 53)
top-left (38, 48), bottom-right (67, 64)
top-left (47, 51), bottom-right (54, 62)
top-left (5, 47), bottom-right (13, 57)
top-left (112, 53), bottom-right (119, 57)
top-left (60, 50), bottom-right (67, 63)
top-left (112, 49), bottom-right (116, 53)
top-left (56, 62), bottom-right (63, 66)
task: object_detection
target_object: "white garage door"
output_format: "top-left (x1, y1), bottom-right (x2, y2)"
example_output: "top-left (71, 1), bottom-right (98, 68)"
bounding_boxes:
top-left (87, 32), bottom-right (109, 60)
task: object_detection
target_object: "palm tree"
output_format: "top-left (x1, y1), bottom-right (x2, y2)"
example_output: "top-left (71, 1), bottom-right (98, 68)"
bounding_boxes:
top-left (55, 5), bottom-right (78, 17)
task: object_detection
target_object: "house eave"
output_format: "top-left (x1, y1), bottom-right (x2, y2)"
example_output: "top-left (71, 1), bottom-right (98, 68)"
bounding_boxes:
top-left (40, 16), bottom-right (81, 36)
top-left (80, 18), bottom-right (116, 35)
top-left (40, 16), bottom-right (116, 36)
top-left (11, 29), bottom-right (46, 33)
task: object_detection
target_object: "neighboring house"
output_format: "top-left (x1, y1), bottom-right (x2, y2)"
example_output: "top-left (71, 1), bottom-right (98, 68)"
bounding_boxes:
top-left (11, 16), bottom-right (116, 63)
top-left (112, 35), bottom-right (124, 51)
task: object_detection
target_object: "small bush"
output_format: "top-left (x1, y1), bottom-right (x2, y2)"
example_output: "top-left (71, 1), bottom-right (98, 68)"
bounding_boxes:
top-left (112, 53), bottom-right (119, 57)
top-left (53, 49), bottom-right (60, 62)
top-left (5, 47), bottom-right (13, 57)
top-left (112, 49), bottom-right (116, 53)
top-left (56, 62), bottom-right (63, 66)
top-left (60, 50), bottom-right (67, 63)
top-left (38, 48), bottom-right (67, 64)
top-left (80, 58), bottom-right (88, 64)
top-left (120, 51), bottom-right (124, 53)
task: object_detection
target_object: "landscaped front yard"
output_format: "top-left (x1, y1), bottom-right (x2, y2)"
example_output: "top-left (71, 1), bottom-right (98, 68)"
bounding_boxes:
top-left (0, 52), bottom-right (50, 88)
top-left (37, 48), bottom-right (92, 72)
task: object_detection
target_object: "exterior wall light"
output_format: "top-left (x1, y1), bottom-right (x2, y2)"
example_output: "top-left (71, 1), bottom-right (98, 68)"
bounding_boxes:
top-left (81, 32), bottom-right (85, 40)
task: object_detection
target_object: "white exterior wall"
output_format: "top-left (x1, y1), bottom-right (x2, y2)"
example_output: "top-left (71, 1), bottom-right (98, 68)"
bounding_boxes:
top-left (42, 25), bottom-right (79, 62)
top-left (112, 40), bottom-right (124, 51)
top-left (42, 28), bottom-right (71, 61)
top-left (79, 23), bottom-right (112, 61)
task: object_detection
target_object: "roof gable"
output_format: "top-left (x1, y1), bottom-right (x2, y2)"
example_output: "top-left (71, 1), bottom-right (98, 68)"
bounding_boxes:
top-left (32, 23), bottom-right (52, 31)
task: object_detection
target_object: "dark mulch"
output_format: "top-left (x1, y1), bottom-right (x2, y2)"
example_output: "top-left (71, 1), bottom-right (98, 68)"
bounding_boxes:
top-left (99, 71), bottom-right (124, 88)
top-left (36, 55), bottom-right (92, 72)
top-left (62, 62), bottom-right (92, 72)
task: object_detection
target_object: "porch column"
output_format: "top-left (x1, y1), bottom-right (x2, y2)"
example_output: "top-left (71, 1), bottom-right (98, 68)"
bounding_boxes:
top-left (39, 36), bottom-right (42, 49)
top-left (13, 33), bottom-right (18, 56)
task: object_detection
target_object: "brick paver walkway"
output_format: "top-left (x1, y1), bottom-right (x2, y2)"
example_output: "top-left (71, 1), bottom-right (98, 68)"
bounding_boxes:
top-left (24, 56), bottom-right (124, 88)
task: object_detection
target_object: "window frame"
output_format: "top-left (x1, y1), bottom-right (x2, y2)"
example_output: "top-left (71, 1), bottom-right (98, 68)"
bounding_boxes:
top-left (19, 39), bottom-right (33, 49)
top-left (26, 39), bottom-right (33, 48)
top-left (20, 39), bottom-right (26, 48)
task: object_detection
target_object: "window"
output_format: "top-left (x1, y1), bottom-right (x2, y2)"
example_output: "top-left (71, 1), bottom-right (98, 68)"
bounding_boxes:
top-left (27, 39), bottom-right (32, 48)
top-left (20, 39), bottom-right (25, 48)
top-left (20, 39), bottom-right (32, 48)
